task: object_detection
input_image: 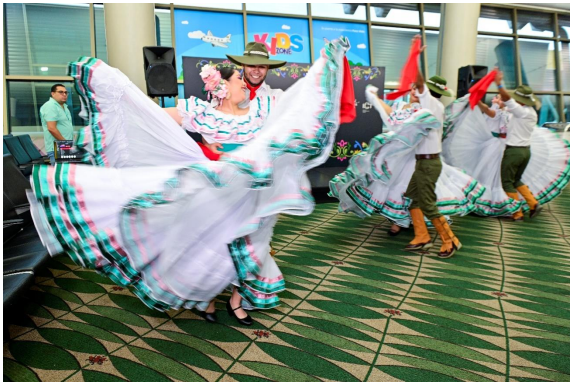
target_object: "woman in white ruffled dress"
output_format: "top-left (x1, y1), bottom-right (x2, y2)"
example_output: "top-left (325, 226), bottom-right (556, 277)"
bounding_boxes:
top-left (442, 94), bottom-right (570, 217)
top-left (28, 38), bottom-right (351, 325)
top-left (329, 85), bottom-right (484, 235)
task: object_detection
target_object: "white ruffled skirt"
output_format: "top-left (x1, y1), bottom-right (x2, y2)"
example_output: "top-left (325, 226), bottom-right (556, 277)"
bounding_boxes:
top-left (28, 38), bottom-right (350, 311)
top-left (329, 111), bottom-right (484, 227)
top-left (443, 96), bottom-right (570, 216)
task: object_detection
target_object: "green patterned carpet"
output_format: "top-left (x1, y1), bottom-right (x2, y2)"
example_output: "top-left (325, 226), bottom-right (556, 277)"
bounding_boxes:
top-left (4, 188), bottom-right (570, 382)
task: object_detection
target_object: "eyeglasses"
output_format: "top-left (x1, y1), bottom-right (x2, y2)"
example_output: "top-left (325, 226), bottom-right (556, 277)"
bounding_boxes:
top-left (55, 91), bottom-right (68, 95)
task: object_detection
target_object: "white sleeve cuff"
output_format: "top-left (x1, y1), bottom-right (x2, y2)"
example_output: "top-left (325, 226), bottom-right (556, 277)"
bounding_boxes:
top-left (415, 84), bottom-right (429, 98)
top-left (504, 98), bottom-right (518, 109)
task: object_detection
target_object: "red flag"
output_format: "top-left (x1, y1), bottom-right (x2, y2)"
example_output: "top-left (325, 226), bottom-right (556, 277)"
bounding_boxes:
top-left (339, 56), bottom-right (357, 124)
top-left (468, 69), bottom-right (498, 110)
top-left (385, 38), bottom-right (421, 100)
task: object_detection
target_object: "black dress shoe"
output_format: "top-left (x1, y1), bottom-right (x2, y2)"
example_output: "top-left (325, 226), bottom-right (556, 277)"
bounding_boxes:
top-left (226, 300), bottom-right (253, 326)
top-left (200, 310), bottom-right (218, 323)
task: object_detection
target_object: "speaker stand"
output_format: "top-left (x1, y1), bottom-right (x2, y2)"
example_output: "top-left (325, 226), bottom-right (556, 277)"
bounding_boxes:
top-left (160, 96), bottom-right (165, 107)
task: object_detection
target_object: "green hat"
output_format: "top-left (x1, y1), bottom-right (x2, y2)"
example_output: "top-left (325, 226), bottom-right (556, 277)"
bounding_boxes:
top-left (510, 85), bottom-right (538, 107)
top-left (226, 42), bottom-right (287, 69)
top-left (426, 75), bottom-right (452, 97)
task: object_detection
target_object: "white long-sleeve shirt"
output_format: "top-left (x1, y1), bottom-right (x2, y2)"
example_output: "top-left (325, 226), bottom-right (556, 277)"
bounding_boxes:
top-left (504, 98), bottom-right (537, 147)
top-left (239, 81), bottom-right (283, 108)
top-left (414, 84), bottom-right (444, 154)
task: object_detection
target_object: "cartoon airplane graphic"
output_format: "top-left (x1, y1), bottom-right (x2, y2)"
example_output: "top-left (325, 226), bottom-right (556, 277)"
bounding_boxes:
top-left (201, 31), bottom-right (232, 48)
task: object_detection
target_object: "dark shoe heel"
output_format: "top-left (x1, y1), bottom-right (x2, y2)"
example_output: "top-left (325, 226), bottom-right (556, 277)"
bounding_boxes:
top-left (200, 311), bottom-right (218, 323)
top-left (226, 300), bottom-right (253, 326)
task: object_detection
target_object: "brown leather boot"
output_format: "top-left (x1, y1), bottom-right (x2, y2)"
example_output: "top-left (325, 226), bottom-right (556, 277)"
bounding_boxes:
top-left (516, 185), bottom-right (542, 218)
top-left (431, 216), bottom-right (462, 258)
top-left (405, 209), bottom-right (433, 251)
top-left (506, 192), bottom-right (524, 221)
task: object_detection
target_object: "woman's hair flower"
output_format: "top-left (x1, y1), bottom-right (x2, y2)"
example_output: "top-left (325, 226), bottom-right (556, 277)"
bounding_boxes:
top-left (200, 64), bottom-right (228, 103)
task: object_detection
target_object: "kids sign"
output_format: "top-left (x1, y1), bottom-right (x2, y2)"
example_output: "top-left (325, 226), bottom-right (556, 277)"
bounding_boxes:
top-left (247, 15), bottom-right (311, 63)
top-left (253, 33), bottom-right (304, 55)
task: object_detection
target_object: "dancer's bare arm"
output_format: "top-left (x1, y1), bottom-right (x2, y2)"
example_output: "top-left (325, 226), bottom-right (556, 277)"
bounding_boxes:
top-left (413, 35), bottom-right (427, 93)
top-left (163, 107), bottom-right (182, 125)
top-left (477, 101), bottom-right (496, 118)
top-left (495, 72), bottom-right (512, 103)
top-left (367, 87), bottom-right (392, 115)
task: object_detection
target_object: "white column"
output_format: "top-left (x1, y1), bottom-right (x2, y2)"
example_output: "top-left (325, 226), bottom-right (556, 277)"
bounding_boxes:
top-left (104, 3), bottom-right (156, 93)
top-left (437, 3), bottom-right (481, 105)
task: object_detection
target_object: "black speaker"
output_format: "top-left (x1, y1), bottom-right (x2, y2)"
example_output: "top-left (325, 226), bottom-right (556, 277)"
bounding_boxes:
top-left (143, 46), bottom-right (178, 97)
top-left (457, 65), bottom-right (488, 99)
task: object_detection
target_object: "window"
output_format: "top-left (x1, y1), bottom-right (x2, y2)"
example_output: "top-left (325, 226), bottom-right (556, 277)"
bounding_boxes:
top-left (370, 3), bottom-right (420, 25)
top-left (425, 30), bottom-right (440, 77)
top-left (94, 4), bottom-right (107, 62)
top-left (558, 14), bottom-right (570, 39)
top-left (172, 3), bottom-right (243, 10)
top-left (311, 3), bottom-right (366, 21)
top-left (7, 81), bottom-right (84, 151)
top-left (559, 42), bottom-right (570, 92)
top-left (371, 26), bottom-right (419, 87)
top-left (476, 35), bottom-right (517, 89)
top-left (156, 9), bottom-right (173, 47)
top-left (478, 6), bottom-right (513, 34)
top-left (519, 39), bottom-right (557, 92)
top-left (517, 11), bottom-right (555, 37)
top-left (423, 3), bottom-right (441, 28)
top-left (246, 3), bottom-right (307, 15)
top-left (5, 3), bottom-right (92, 76)
top-left (537, 95), bottom-right (559, 125)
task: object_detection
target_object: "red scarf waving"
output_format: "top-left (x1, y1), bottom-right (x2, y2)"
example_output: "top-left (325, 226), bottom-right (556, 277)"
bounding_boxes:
top-left (385, 38), bottom-right (421, 100)
top-left (339, 56), bottom-right (357, 124)
top-left (469, 69), bottom-right (498, 110)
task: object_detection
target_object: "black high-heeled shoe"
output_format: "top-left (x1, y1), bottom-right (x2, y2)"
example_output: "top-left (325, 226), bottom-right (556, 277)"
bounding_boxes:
top-left (226, 300), bottom-right (253, 326)
top-left (199, 310), bottom-right (218, 323)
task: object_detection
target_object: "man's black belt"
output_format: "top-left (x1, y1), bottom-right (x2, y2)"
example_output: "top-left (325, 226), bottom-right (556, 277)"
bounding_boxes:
top-left (506, 145), bottom-right (530, 149)
top-left (415, 153), bottom-right (440, 160)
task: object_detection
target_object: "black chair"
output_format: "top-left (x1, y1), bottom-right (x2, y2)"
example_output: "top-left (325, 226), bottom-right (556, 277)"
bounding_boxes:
top-left (3, 193), bottom-right (50, 275)
top-left (3, 137), bottom-right (37, 176)
top-left (4, 155), bottom-right (32, 208)
top-left (3, 271), bottom-right (34, 306)
top-left (17, 135), bottom-right (49, 164)
top-left (4, 193), bottom-right (24, 243)
top-left (4, 155), bottom-right (32, 227)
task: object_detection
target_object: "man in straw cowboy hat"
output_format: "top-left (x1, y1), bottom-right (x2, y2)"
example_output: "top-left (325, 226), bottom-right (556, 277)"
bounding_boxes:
top-left (495, 71), bottom-right (542, 221)
top-left (227, 42), bottom-right (287, 105)
top-left (404, 35), bottom-right (462, 259)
